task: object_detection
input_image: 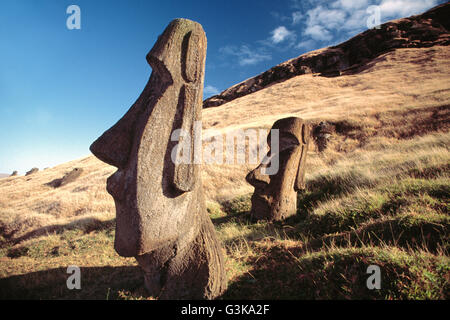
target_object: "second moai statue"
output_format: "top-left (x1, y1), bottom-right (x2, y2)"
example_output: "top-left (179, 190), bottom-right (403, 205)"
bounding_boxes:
top-left (246, 117), bottom-right (310, 221)
top-left (90, 19), bottom-right (227, 299)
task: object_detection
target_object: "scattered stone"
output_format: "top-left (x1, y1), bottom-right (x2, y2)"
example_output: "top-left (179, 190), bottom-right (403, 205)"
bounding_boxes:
top-left (47, 168), bottom-right (83, 188)
top-left (246, 117), bottom-right (310, 221)
top-left (25, 168), bottom-right (39, 176)
top-left (90, 19), bottom-right (227, 299)
top-left (313, 121), bottom-right (333, 152)
top-left (60, 168), bottom-right (83, 187)
top-left (72, 186), bottom-right (89, 193)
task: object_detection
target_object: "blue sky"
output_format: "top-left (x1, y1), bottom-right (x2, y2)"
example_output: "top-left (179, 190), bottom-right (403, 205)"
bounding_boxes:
top-left (0, 0), bottom-right (445, 174)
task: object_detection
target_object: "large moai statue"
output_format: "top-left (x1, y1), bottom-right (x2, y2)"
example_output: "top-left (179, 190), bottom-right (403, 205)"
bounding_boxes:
top-left (90, 19), bottom-right (227, 299)
top-left (246, 117), bottom-right (310, 221)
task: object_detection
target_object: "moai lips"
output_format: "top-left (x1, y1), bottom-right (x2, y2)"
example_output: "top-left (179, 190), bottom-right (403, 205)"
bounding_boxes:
top-left (90, 19), bottom-right (227, 299)
top-left (246, 117), bottom-right (310, 221)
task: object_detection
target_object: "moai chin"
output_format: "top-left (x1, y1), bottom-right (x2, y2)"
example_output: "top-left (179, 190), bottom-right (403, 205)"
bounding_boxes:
top-left (246, 117), bottom-right (310, 221)
top-left (90, 19), bottom-right (227, 299)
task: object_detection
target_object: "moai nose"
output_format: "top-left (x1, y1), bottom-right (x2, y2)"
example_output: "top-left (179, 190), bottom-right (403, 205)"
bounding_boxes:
top-left (246, 164), bottom-right (271, 187)
top-left (90, 110), bottom-right (135, 169)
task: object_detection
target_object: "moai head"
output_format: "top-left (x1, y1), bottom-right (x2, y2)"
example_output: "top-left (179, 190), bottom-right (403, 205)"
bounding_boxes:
top-left (90, 19), bottom-right (206, 257)
top-left (246, 117), bottom-right (310, 221)
top-left (90, 18), bottom-right (226, 300)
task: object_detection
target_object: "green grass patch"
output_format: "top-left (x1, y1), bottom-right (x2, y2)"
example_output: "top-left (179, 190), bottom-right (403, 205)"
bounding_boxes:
top-left (296, 176), bottom-right (449, 237)
top-left (223, 245), bottom-right (449, 300)
top-left (314, 213), bottom-right (449, 254)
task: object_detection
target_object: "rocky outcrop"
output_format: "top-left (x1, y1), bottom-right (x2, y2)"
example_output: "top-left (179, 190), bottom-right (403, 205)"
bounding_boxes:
top-left (203, 2), bottom-right (450, 108)
top-left (25, 168), bottom-right (39, 176)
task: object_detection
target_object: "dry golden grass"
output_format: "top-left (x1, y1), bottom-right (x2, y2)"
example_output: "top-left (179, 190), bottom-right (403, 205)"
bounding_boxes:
top-left (0, 156), bottom-right (116, 242)
top-left (203, 46), bottom-right (450, 132)
top-left (0, 45), bottom-right (449, 300)
top-left (200, 46), bottom-right (450, 201)
top-left (0, 46), bottom-right (448, 245)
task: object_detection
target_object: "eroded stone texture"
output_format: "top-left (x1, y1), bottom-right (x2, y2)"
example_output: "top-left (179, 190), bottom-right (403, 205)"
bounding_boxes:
top-left (90, 19), bottom-right (227, 299)
top-left (246, 117), bottom-right (310, 221)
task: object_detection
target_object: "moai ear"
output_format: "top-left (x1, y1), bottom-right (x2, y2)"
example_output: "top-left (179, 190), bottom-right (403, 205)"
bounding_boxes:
top-left (172, 28), bottom-right (205, 192)
top-left (294, 123), bottom-right (310, 191)
top-left (183, 31), bottom-right (203, 83)
top-left (172, 84), bottom-right (201, 192)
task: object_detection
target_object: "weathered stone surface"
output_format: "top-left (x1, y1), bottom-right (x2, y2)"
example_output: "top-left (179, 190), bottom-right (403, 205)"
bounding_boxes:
top-left (203, 2), bottom-right (450, 108)
top-left (246, 117), bottom-right (310, 221)
top-left (10, 171), bottom-right (18, 177)
top-left (25, 168), bottom-right (38, 176)
top-left (47, 168), bottom-right (83, 188)
top-left (90, 19), bottom-right (226, 299)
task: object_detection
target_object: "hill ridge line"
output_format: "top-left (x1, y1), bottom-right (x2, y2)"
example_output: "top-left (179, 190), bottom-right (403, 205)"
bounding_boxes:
top-left (203, 2), bottom-right (450, 108)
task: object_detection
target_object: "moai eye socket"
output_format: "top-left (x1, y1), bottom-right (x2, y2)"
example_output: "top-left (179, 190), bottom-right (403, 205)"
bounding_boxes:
top-left (277, 133), bottom-right (300, 152)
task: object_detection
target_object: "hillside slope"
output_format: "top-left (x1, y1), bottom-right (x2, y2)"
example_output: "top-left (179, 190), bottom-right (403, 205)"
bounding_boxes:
top-left (1, 45), bottom-right (448, 240)
top-left (202, 46), bottom-right (450, 134)
top-left (1, 102), bottom-right (448, 299)
top-left (0, 6), bottom-right (449, 300)
top-left (204, 2), bottom-right (450, 108)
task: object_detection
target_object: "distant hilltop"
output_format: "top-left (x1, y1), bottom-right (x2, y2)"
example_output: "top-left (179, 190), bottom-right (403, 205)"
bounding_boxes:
top-left (203, 2), bottom-right (450, 108)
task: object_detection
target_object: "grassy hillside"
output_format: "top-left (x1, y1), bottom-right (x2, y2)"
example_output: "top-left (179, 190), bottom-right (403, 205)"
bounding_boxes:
top-left (0, 46), bottom-right (449, 299)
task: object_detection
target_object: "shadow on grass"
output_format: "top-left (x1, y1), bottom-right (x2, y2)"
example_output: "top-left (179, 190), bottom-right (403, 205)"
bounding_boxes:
top-left (7, 218), bottom-right (116, 246)
top-left (0, 265), bottom-right (146, 300)
top-left (221, 244), bottom-right (303, 300)
top-left (221, 243), bottom-right (449, 300)
top-left (307, 216), bottom-right (449, 254)
top-left (220, 244), bottom-right (391, 300)
top-left (297, 171), bottom-right (376, 215)
top-left (211, 212), bottom-right (250, 226)
top-left (211, 194), bottom-right (253, 226)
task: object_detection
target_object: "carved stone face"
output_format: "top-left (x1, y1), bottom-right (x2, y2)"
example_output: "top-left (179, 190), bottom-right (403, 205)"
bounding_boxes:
top-left (246, 117), bottom-right (310, 221)
top-left (90, 19), bottom-right (207, 257)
